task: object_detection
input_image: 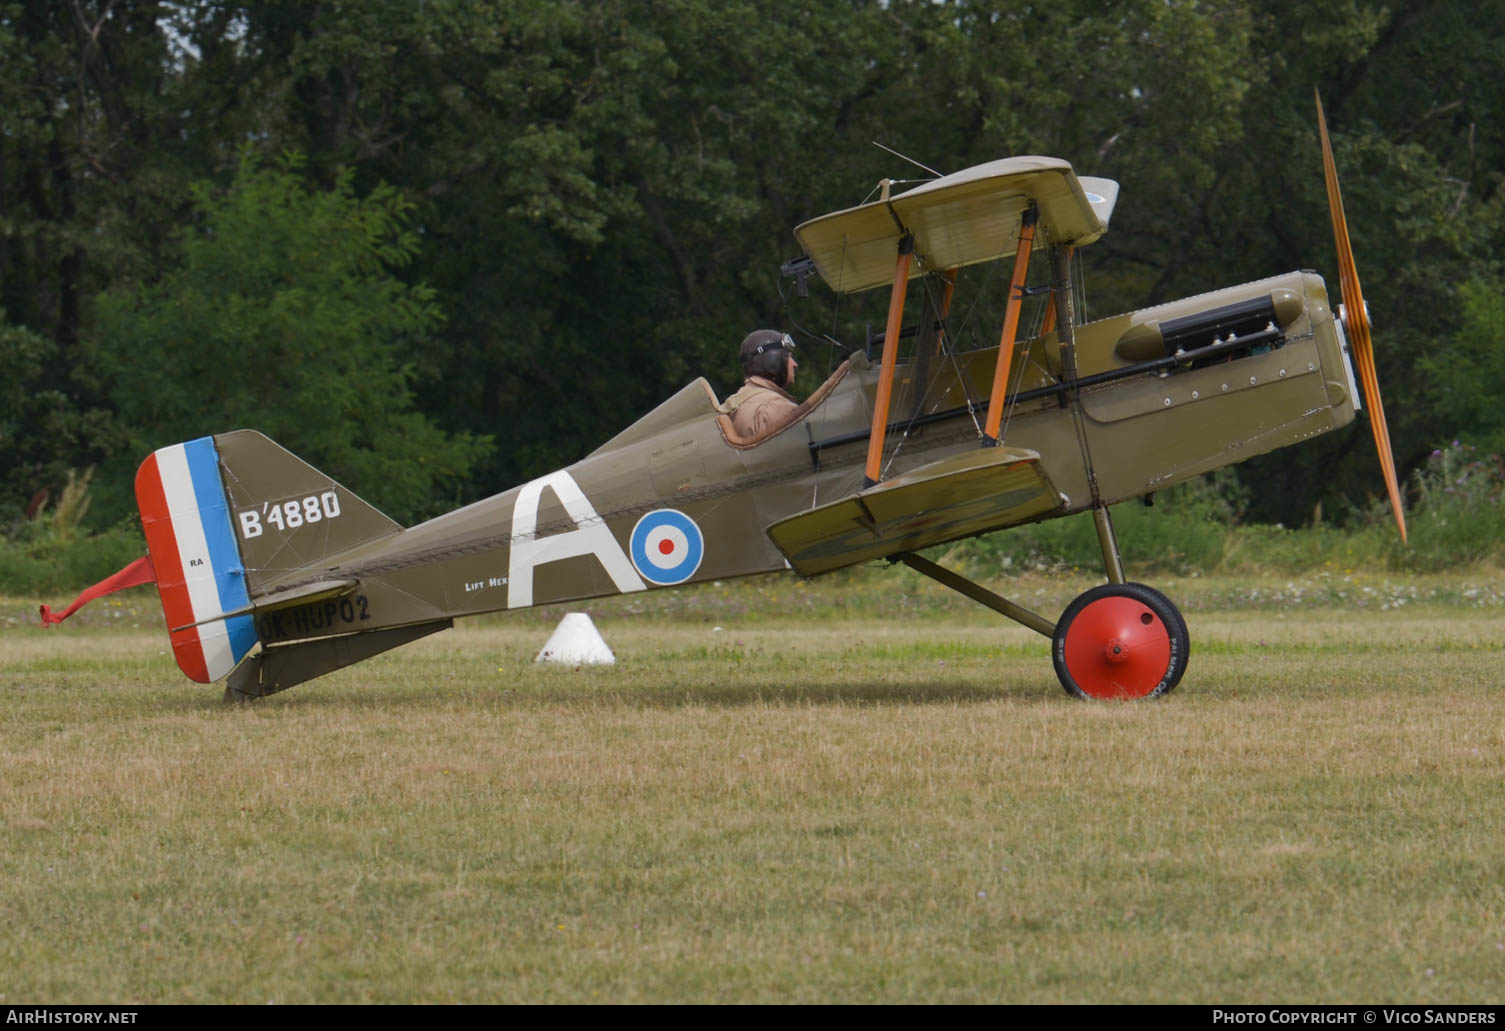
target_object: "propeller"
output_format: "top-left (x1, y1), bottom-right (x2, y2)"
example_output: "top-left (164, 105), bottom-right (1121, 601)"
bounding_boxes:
top-left (1316, 90), bottom-right (1408, 543)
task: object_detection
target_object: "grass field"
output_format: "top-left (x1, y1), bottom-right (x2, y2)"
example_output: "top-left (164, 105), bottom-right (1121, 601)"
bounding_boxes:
top-left (3, 567), bottom-right (1505, 1004)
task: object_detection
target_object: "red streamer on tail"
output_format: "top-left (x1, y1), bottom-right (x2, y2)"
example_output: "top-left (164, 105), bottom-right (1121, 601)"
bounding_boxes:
top-left (38, 555), bottom-right (156, 626)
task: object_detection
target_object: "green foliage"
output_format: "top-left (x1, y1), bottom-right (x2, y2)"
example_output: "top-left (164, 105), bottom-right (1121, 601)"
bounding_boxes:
top-left (958, 472), bottom-right (1248, 575)
top-left (0, 466), bottom-right (142, 596)
top-left (1220, 523), bottom-right (1390, 575)
top-left (0, 2), bottom-right (186, 516)
top-left (46, 467), bottom-right (93, 541)
top-left (948, 456), bottom-right (1505, 578)
top-left (90, 152), bottom-right (491, 525)
top-left (1396, 441), bottom-right (1505, 572)
top-left (2, 0), bottom-right (1503, 530)
top-left (0, 320), bottom-right (121, 525)
top-left (0, 518), bottom-right (146, 598)
top-left (1420, 279), bottom-right (1505, 455)
top-left (0, 321), bottom-right (62, 520)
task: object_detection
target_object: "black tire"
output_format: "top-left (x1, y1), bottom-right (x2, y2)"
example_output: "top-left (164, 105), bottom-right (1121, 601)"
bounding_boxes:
top-left (1052, 582), bottom-right (1190, 701)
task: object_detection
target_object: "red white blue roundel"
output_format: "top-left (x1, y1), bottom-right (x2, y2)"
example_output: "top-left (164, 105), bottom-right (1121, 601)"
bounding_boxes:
top-left (630, 509), bottom-right (704, 585)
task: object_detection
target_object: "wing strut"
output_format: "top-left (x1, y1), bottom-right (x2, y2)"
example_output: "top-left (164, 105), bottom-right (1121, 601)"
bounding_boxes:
top-left (864, 234), bottom-right (914, 487)
top-left (1037, 247), bottom-right (1069, 337)
top-left (982, 205), bottom-right (1039, 445)
top-left (938, 269), bottom-right (957, 353)
top-left (1049, 243), bottom-right (1125, 585)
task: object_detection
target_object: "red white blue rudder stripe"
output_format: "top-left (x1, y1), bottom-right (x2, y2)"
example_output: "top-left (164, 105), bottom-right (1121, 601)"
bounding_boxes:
top-left (135, 437), bottom-right (258, 682)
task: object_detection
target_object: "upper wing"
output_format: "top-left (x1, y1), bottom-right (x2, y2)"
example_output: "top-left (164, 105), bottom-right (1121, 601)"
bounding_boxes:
top-left (766, 447), bottom-right (1064, 577)
top-left (794, 156), bottom-right (1114, 295)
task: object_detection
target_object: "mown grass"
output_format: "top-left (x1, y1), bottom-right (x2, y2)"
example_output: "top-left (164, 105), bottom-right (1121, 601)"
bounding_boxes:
top-left (3, 570), bottom-right (1505, 1003)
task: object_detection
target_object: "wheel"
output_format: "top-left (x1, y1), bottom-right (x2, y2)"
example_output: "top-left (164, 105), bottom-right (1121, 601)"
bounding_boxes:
top-left (1052, 582), bottom-right (1189, 700)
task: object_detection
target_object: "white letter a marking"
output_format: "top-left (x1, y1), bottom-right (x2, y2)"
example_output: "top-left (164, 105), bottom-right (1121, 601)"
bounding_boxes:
top-left (507, 470), bottom-right (645, 608)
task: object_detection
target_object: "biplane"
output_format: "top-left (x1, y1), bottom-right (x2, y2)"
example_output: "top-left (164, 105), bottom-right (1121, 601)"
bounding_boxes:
top-left (46, 97), bottom-right (1405, 701)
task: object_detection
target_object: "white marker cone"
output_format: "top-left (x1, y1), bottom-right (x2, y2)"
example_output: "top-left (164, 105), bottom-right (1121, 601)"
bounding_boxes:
top-left (535, 612), bottom-right (615, 665)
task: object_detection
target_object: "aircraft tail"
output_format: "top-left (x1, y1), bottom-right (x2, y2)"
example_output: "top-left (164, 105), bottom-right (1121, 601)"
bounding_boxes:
top-left (135, 437), bottom-right (258, 682)
top-left (134, 431), bottom-right (402, 683)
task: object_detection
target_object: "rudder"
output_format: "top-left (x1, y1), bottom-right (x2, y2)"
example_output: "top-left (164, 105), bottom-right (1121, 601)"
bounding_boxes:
top-left (135, 437), bottom-right (258, 682)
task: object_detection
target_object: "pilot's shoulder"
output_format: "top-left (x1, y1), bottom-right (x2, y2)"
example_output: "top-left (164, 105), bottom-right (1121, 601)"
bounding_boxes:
top-left (719, 378), bottom-right (790, 414)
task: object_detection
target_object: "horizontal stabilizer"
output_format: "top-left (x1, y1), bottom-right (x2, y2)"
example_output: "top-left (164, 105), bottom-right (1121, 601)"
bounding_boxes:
top-left (169, 578), bottom-right (358, 633)
top-left (225, 620), bottom-right (452, 701)
top-left (768, 447), bottom-right (1063, 576)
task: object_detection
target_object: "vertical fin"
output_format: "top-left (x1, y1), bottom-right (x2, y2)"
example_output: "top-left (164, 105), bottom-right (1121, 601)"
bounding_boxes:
top-left (213, 430), bottom-right (402, 593)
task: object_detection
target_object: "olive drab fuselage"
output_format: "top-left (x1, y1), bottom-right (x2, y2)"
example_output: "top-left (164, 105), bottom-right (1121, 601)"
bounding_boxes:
top-left (234, 268), bottom-right (1354, 646)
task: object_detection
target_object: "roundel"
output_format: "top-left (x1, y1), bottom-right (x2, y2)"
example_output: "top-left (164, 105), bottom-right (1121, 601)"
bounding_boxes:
top-left (629, 509), bottom-right (705, 585)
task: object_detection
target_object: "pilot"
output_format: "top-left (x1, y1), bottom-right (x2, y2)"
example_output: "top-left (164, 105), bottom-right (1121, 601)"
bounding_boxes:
top-left (718, 329), bottom-right (800, 438)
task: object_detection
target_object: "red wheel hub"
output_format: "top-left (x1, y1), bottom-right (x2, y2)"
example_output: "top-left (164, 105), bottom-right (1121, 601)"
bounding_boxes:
top-left (1061, 596), bottom-right (1172, 700)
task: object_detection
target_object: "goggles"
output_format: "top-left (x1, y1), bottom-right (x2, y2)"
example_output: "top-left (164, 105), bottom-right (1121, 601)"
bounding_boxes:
top-left (754, 333), bottom-right (797, 355)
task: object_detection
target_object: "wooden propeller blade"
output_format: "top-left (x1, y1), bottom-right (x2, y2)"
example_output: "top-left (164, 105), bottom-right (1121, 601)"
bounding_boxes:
top-left (1316, 90), bottom-right (1407, 543)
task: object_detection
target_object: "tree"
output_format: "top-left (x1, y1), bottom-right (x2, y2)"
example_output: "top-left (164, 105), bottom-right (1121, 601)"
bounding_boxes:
top-left (89, 152), bottom-right (490, 525)
top-left (5, 0), bottom-right (1502, 533)
top-left (0, 2), bottom-right (199, 514)
top-left (1421, 277), bottom-right (1505, 454)
top-left (0, 318), bottom-right (119, 524)
top-left (1167, 0), bottom-right (1505, 523)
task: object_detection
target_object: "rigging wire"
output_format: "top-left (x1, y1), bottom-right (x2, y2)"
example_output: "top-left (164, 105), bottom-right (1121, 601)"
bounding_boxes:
top-left (878, 253), bottom-right (1000, 480)
top-left (779, 186), bottom-right (1051, 478)
top-left (777, 271), bottom-right (850, 378)
top-left (946, 253), bottom-right (1002, 357)
top-left (996, 241), bottom-right (1059, 444)
top-left (870, 141), bottom-right (944, 179)
top-left (929, 276), bottom-right (984, 432)
top-left (832, 235), bottom-right (849, 356)
top-left (881, 268), bottom-right (951, 473)
top-left (875, 248), bottom-right (950, 481)
top-left (1073, 247), bottom-right (1089, 327)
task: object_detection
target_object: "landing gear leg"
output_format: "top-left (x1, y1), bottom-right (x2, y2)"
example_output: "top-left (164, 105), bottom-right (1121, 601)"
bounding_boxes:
top-left (1093, 503), bottom-right (1126, 585)
top-left (890, 501), bottom-right (1191, 701)
top-left (893, 552), bottom-right (1056, 638)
